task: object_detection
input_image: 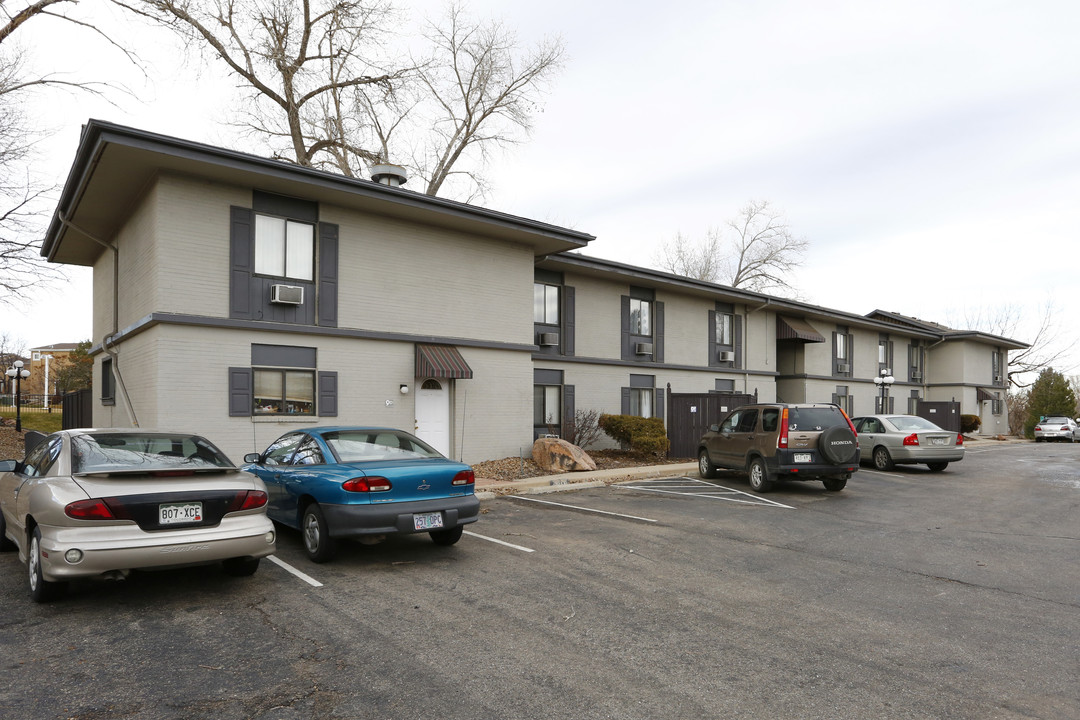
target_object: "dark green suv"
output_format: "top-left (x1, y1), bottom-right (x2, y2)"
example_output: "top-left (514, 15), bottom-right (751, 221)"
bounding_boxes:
top-left (697, 403), bottom-right (860, 492)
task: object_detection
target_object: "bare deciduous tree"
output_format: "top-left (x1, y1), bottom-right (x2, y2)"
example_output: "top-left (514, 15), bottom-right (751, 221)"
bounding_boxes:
top-left (118, 0), bottom-right (563, 200)
top-left (652, 200), bottom-right (808, 295)
top-left (950, 300), bottom-right (1075, 389)
top-left (116, 0), bottom-right (408, 175)
top-left (2, 0), bottom-right (133, 303)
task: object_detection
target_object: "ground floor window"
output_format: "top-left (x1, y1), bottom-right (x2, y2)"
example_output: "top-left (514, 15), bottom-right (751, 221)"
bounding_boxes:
top-left (534, 384), bottom-right (562, 433)
top-left (254, 369), bottom-right (315, 415)
top-left (630, 387), bottom-right (653, 417)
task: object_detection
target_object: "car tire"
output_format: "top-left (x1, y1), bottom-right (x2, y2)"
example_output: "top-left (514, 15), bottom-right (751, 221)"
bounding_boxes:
top-left (873, 446), bottom-right (894, 471)
top-left (28, 527), bottom-right (65, 603)
top-left (1035, 437), bottom-right (1043, 443)
top-left (301, 503), bottom-right (337, 563)
top-left (430, 526), bottom-right (464, 546)
top-left (747, 457), bottom-right (774, 493)
top-left (222, 557), bottom-right (260, 577)
top-left (698, 450), bottom-right (718, 479)
top-left (0, 512), bottom-right (15, 552)
top-left (819, 425), bottom-right (858, 464)
top-left (823, 477), bottom-right (847, 492)
top-left (927, 462), bottom-right (949, 472)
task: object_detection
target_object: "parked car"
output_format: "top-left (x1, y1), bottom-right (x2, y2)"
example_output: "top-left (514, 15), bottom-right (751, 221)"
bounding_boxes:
top-left (0, 429), bottom-right (276, 603)
top-left (851, 415), bottom-right (964, 472)
top-left (243, 427), bottom-right (479, 562)
top-left (697, 403), bottom-right (860, 493)
top-left (1033, 416), bottom-right (1079, 443)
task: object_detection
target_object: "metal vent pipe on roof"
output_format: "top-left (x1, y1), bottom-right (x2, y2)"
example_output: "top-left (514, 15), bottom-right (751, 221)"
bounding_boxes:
top-left (369, 163), bottom-right (408, 187)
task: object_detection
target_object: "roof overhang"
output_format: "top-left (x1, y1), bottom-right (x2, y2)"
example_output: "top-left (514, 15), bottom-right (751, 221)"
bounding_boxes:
top-left (42, 120), bottom-right (594, 266)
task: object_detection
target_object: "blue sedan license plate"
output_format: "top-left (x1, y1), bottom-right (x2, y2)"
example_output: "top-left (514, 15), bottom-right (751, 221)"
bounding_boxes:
top-left (413, 512), bottom-right (443, 530)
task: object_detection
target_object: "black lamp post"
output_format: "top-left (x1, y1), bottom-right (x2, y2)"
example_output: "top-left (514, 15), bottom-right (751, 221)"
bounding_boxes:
top-left (873, 368), bottom-right (894, 414)
top-left (5, 360), bottom-right (31, 433)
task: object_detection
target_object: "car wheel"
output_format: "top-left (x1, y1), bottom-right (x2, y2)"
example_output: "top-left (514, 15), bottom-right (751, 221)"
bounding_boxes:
top-left (301, 503), bottom-right (337, 563)
top-left (1035, 437), bottom-right (1043, 443)
top-left (819, 425), bottom-right (858, 464)
top-left (927, 462), bottom-right (949, 472)
top-left (430, 526), bottom-right (464, 546)
top-left (28, 527), bottom-right (65, 603)
top-left (747, 457), bottom-right (774, 493)
top-left (0, 512), bottom-right (15, 552)
top-left (873, 446), bottom-right (894, 471)
top-left (698, 450), bottom-right (718, 479)
top-left (222, 557), bottom-right (260, 577)
top-left (823, 477), bottom-right (847, 492)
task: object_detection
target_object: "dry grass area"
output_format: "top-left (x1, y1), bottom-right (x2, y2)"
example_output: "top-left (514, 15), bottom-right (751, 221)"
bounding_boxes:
top-left (472, 448), bottom-right (693, 481)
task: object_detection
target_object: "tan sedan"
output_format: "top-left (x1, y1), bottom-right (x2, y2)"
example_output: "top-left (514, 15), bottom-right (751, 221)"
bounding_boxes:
top-left (0, 429), bottom-right (276, 602)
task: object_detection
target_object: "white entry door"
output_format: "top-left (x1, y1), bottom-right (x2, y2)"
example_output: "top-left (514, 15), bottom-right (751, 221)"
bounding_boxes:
top-left (415, 378), bottom-right (451, 457)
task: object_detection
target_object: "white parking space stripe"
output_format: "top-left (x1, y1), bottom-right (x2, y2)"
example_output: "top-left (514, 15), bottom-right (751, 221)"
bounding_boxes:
top-left (509, 495), bottom-right (658, 523)
top-left (618, 477), bottom-right (795, 509)
top-left (268, 555), bottom-right (324, 587)
top-left (463, 530), bottom-right (535, 553)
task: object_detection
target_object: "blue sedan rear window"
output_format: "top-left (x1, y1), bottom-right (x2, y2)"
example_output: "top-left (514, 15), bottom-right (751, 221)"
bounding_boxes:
top-left (323, 431), bottom-right (442, 462)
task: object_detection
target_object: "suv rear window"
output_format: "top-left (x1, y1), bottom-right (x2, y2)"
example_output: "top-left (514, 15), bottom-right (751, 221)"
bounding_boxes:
top-left (788, 407), bottom-right (846, 431)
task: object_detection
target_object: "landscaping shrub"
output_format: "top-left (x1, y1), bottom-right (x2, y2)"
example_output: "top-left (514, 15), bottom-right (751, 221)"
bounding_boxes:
top-left (598, 414), bottom-right (670, 456)
top-left (960, 414), bottom-right (981, 435)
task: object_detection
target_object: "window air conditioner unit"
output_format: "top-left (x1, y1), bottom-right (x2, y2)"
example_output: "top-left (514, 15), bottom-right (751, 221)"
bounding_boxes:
top-left (538, 332), bottom-right (560, 346)
top-left (635, 342), bottom-right (654, 355)
top-left (993, 374), bottom-right (1003, 383)
top-left (719, 351), bottom-right (735, 362)
top-left (836, 362), bottom-right (851, 373)
top-left (911, 370), bottom-right (923, 381)
top-left (270, 284), bottom-right (304, 305)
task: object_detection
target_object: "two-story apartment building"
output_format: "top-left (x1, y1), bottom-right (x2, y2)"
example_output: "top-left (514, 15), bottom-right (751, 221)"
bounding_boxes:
top-left (40, 121), bottom-right (1026, 463)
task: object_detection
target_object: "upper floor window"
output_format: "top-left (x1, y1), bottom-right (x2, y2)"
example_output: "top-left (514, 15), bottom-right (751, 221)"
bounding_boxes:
top-left (836, 332), bottom-right (849, 361)
top-left (992, 350), bottom-right (1005, 384)
top-left (629, 297), bottom-right (651, 335)
top-left (716, 312), bottom-right (734, 346)
top-left (534, 283), bottom-right (560, 324)
top-left (254, 214), bottom-right (314, 281)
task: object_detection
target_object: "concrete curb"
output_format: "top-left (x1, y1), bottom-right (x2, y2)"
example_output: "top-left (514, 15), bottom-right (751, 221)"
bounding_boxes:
top-left (475, 462), bottom-right (698, 500)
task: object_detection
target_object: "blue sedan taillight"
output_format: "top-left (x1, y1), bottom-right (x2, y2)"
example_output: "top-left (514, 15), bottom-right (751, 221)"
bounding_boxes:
top-left (343, 477), bottom-right (392, 492)
top-left (452, 470), bottom-right (475, 486)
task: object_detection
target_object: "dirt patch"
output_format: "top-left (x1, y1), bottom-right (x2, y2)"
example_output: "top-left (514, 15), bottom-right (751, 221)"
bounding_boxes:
top-left (472, 448), bottom-right (693, 481)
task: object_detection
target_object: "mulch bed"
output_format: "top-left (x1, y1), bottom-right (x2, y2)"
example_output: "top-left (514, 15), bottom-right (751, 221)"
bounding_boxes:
top-left (0, 423), bottom-right (29, 460)
top-left (472, 448), bottom-right (694, 482)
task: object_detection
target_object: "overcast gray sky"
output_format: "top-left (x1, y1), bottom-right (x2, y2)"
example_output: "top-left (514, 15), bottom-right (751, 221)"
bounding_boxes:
top-left (5, 0), bottom-right (1077, 377)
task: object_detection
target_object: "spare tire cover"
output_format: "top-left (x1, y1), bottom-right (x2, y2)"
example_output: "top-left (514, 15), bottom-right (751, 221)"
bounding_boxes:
top-left (819, 425), bottom-right (858, 464)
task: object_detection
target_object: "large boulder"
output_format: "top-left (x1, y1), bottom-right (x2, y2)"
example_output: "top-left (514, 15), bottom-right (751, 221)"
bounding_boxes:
top-left (532, 437), bottom-right (597, 472)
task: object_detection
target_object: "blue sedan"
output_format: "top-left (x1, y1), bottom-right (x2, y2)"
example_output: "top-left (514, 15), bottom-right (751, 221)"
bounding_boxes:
top-left (243, 427), bottom-right (479, 562)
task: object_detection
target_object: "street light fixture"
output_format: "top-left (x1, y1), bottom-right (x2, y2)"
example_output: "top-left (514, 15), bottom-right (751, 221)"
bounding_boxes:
top-left (5, 360), bottom-right (31, 433)
top-left (873, 368), bottom-right (895, 414)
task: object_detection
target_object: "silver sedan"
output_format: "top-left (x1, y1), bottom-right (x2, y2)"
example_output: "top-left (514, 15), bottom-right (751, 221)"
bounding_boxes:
top-left (1033, 417), bottom-right (1079, 442)
top-left (852, 415), bottom-right (965, 472)
top-left (0, 429), bottom-right (276, 603)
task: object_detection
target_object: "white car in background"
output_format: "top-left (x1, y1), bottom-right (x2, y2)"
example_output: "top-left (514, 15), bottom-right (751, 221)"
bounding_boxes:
top-left (1033, 417), bottom-right (1080, 442)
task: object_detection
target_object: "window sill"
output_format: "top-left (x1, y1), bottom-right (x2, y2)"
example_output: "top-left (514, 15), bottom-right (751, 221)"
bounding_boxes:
top-left (251, 415), bottom-right (320, 423)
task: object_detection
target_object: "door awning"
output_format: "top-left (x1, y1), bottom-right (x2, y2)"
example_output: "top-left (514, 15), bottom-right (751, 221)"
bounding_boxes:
top-left (976, 387), bottom-right (995, 402)
top-left (777, 316), bottom-right (826, 343)
top-left (415, 344), bottom-right (473, 379)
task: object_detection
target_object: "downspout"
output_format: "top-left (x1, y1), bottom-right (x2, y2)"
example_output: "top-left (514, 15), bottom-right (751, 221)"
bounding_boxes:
top-left (57, 212), bottom-right (139, 427)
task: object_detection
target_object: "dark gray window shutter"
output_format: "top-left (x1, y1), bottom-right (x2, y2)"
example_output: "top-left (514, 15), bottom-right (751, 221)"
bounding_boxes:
top-left (708, 310), bottom-right (718, 366)
top-left (620, 295), bottom-right (631, 360)
top-left (654, 301), bottom-right (665, 363)
top-left (621, 387), bottom-right (631, 415)
top-left (563, 286), bottom-right (575, 356)
top-left (230, 207), bottom-right (254, 319)
top-left (563, 384), bottom-right (575, 434)
top-left (654, 388), bottom-right (664, 420)
top-left (318, 371), bottom-right (338, 417)
top-left (847, 334), bottom-right (855, 375)
top-left (831, 392), bottom-right (839, 406)
top-left (734, 315), bottom-right (743, 368)
top-left (228, 367), bottom-right (253, 417)
top-left (832, 331), bottom-right (839, 374)
top-left (318, 223), bottom-right (339, 328)
top-left (888, 341), bottom-right (895, 373)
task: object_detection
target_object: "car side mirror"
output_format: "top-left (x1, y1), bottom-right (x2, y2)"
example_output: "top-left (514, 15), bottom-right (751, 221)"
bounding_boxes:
top-left (0, 460), bottom-right (18, 472)
top-left (243, 453), bottom-right (262, 464)
top-left (709, 424), bottom-right (719, 433)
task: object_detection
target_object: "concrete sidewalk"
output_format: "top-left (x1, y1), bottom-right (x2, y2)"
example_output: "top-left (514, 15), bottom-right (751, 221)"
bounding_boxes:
top-left (474, 462), bottom-right (698, 500)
